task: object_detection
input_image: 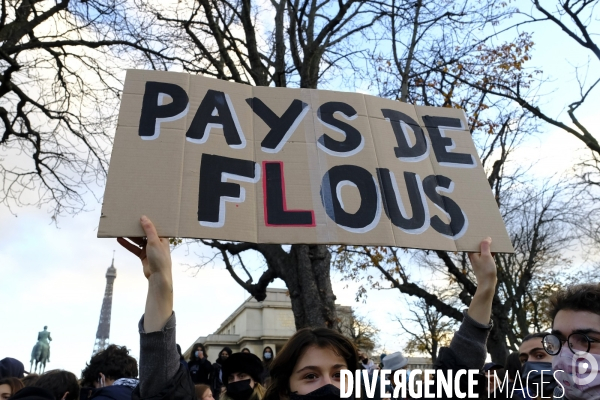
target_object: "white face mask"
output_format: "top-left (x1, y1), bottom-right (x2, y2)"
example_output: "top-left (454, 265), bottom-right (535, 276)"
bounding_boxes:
top-left (264, 352), bottom-right (272, 360)
top-left (195, 350), bottom-right (203, 358)
top-left (553, 346), bottom-right (600, 400)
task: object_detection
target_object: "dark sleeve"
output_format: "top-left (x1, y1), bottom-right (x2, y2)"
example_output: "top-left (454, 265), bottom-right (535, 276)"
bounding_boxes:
top-left (133, 363), bottom-right (196, 400)
top-left (136, 313), bottom-right (186, 399)
top-left (448, 310), bottom-right (492, 371)
top-left (430, 310), bottom-right (492, 399)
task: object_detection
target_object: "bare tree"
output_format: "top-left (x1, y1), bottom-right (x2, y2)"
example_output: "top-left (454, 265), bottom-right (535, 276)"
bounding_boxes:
top-left (0, 0), bottom-right (174, 216)
top-left (436, 1), bottom-right (600, 185)
top-left (370, 0), bottom-right (512, 104)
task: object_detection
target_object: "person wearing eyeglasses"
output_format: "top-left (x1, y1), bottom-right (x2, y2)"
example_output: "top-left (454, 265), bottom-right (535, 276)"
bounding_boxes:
top-left (540, 284), bottom-right (600, 400)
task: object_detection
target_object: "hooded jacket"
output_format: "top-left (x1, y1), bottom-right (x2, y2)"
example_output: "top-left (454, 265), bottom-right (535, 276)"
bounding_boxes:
top-left (211, 347), bottom-right (232, 396)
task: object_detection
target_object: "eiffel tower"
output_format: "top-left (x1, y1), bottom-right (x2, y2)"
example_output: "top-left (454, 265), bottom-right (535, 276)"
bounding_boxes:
top-left (93, 252), bottom-right (117, 355)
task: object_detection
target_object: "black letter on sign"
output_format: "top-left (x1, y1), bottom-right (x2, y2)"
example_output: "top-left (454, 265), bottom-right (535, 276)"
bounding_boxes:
top-left (246, 98), bottom-right (309, 153)
top-left (198, 154), bottom-right (259, 228)
top-left (139, 81), bottom-right (189, 140)
top-left (422, 116), bottom-right (475, 167)
top-left (317, 102), bottom-right (364, 157)
top-left (376, 169), bottom-right (429, 233)
top-left (187, 90), bottom-right (246, 148)
top-left (422, 175), bottom-right (468, 238)
top-left (263, 161), bottom-right (315, 226)
top-left (320, 165), bottom-right (380, 233)
top-left (381, 109), bottom-right (429, 162)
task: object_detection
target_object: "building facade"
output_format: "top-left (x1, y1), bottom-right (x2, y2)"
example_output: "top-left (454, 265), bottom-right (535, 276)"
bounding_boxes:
top-left (185, 288), bottom-right (352, 361)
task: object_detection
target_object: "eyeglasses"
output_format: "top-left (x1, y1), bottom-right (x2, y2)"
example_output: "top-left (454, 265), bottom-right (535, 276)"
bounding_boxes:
top-left (543, 333), bottom-right (598, 355)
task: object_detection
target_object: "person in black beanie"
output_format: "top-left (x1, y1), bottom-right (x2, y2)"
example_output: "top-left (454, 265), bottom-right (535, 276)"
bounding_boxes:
top-left (220, 353), bottom-right (265, 400)
top-left (0, 359), bottom-right (24, 380)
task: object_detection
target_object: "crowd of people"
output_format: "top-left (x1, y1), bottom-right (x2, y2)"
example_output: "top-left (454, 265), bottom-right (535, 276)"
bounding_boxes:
top-left (2, 215), bottom-right (599, 400)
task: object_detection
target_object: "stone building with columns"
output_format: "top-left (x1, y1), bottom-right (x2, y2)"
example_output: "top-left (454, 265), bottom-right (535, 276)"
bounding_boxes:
top-left (184, 288), bottom-right (352, 360)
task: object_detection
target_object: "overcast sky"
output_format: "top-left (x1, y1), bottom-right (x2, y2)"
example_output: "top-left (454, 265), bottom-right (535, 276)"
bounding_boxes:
top-left (1, 3), bottom-right (599, 376)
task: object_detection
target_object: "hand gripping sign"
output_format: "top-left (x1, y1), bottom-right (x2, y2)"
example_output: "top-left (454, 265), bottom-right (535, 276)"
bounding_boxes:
top-left (98, 70), bottom-right (514, 253)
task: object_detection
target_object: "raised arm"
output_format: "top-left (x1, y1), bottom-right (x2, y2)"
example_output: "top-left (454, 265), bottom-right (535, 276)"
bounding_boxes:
top-left (443, 238), bottom-right (497, 372)
top-left (118, 216), bottom-right (183, 399)
top-left (118, 215), bottom-right (173, 332)
top-left (466, 237), bottom-right (497, 325)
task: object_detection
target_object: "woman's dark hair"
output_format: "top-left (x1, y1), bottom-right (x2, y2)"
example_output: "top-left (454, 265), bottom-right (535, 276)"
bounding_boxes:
top-left (504, 352), bottom-right (522, 382)
top-left (548, 283), bottom-right (600, 322)
top-left (241, 348), bottom-right (251, 354)
top-left (190, 343), bottom-right (207, 361)
top-left (262, 346), bottom-right (273, 366)
top-left (0, 377), bottom-right (24, 396)
top-left (263, 328), bottom-right (357, 400)
top-left (80, 345), bottom-right (138, 386)
top-left (35, 370), bottom-right (80, 400)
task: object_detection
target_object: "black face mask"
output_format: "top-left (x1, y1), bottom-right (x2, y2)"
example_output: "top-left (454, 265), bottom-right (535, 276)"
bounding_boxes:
top-left (521, 361), bottom-right (558, 395)
top-left (226, 379), bottom-right (253, 400)
top-left (289, 384), bottom-right (341, 400)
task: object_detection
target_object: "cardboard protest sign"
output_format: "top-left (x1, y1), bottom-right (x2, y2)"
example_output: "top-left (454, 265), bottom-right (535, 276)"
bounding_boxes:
top-left (98, 69), bottom-right (514, 253)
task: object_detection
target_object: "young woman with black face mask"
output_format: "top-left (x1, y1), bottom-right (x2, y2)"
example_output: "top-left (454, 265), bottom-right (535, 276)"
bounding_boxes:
top-left (263, 328), bottom-right (357, 400)
top-left (119, 216), bottom-right (500, 400)
top-left (221, 353), bottom-right (265, 400)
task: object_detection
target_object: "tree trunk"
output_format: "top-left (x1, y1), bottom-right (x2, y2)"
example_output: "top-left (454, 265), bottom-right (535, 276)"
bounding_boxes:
top-left (249, 243), bottom-right (338, 329)
top-left (280, 244), bottom-right (338, 329)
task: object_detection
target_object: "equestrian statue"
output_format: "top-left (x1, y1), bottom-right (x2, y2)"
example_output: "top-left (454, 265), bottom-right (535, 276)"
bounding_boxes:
top-left (30, 326), bottom-right (51, 373)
